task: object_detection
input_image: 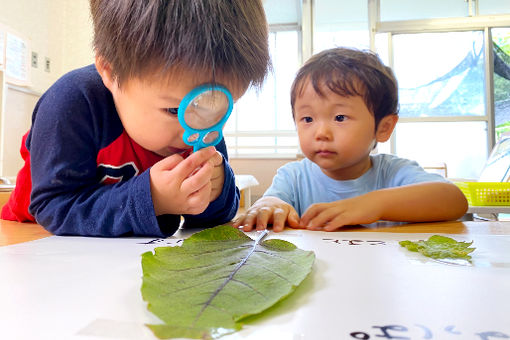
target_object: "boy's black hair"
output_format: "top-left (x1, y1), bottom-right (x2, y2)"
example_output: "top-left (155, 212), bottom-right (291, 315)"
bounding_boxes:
top-left (290, 47), bottom-right (399, 129)
top-left (90, 0), bottom-right (270, 89)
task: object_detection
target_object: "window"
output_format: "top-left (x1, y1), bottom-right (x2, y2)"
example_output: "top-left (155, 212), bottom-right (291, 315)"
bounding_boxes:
top-left (373, 29), bottom-right (491, 178)
top-left (380, 0), bottom-right (470, 21)
top-left (374, 2), bottom-right (510, 179)
top-left (393, 32), bottom-right (485, 118)
top-left (493, 28), bottom-right (510, 141)
top-left (313, 0), bottom-right (369, 52)
top-left (479, 1), bottom-right (510, 16)
top-left (225, 0), bottom-right (301, 157)
top-left (224, 29), bottom-right (300, 157)
top-left (395, 122), bottom-right (488, 179)
top-left (226, 0), bottom-right (510, 180)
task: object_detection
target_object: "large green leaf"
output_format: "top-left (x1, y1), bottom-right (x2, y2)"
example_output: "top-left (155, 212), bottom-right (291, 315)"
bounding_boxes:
top-left (141, 225), bottom-right (315, 339)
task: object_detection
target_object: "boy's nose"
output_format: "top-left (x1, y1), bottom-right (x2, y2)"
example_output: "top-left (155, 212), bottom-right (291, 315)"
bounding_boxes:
top-left (315, 122), bottom-right (332, 140)
top-left (178, 126), bottom-right (185, 138)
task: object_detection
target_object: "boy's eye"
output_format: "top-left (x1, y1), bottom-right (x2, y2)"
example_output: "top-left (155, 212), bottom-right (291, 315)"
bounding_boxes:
top-left (302, 116), bottom-right (313, 123)
top-left (166, 108), bottom-right (178, 115)
top-left (335, 115), bottom-right (346, 122)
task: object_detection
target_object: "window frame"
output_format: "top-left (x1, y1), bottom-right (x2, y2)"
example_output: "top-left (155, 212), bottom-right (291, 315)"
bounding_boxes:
top-left (373, 14), bottom-right (510, 155)
top-left (226, 0), bottom-right (510, 161)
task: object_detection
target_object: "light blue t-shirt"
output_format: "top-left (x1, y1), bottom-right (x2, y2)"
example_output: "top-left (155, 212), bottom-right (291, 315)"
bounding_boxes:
top-left (264, 154), bottom-right (449, 216)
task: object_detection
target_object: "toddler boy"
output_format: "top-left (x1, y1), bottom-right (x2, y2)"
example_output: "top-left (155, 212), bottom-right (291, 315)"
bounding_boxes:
top-left (234, 47), bottom-right (467, 232)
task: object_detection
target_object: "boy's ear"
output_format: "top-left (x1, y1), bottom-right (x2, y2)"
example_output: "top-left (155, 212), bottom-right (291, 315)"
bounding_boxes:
top-left (95, 55), bottom-right (116, 91)
top-left (375, 114), bottom-right (398, 143)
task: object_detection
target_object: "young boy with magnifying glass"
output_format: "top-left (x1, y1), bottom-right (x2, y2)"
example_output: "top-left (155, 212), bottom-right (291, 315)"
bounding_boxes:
top-left (2, 0), bottom-right (270, 237)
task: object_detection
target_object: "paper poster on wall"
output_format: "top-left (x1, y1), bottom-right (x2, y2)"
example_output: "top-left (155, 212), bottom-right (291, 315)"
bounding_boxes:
top-left (5, 31), bottom-right (30, 86)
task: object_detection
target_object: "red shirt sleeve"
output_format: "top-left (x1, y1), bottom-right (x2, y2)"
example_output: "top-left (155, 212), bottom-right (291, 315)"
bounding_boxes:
top-left (1, 131), bottom-right (35, 222)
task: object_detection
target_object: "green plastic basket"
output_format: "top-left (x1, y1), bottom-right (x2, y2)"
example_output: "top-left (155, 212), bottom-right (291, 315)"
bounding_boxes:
top-left (454, 182), bottom-right (510, 206)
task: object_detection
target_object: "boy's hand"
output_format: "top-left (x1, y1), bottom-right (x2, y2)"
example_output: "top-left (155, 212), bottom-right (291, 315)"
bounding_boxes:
top-left (150, 146), bottom-right (218, 216)
top-left (232, 196), bottom-right (300, 233)
top-left (209, 151), bottom-right (224, 202)
top-left (300, 194), bottom-right (381, 232)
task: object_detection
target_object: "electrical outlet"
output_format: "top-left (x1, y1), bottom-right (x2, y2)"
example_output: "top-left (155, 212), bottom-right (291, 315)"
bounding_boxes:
top-left (31, 52), bottom-right (38, 68)
top-left (45, 57), bottom-right (51, 72)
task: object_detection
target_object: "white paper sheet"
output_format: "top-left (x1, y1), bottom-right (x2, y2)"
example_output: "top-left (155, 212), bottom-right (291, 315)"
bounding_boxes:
top-left (0, 229), bottom-right (509, 340)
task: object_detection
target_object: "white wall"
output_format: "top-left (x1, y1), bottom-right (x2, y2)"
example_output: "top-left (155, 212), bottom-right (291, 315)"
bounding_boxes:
top-left (0, 0), bottom-right (94, 93)
top-left (230, 158), bottom-right (295, 203)
top-left (0, 0), bottom-right (94, 179)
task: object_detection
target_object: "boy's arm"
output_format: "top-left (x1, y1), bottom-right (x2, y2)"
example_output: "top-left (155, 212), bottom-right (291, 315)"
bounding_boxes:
top-left (300, 181), bottom-right (468, 231)
top-left (30, 157), bottom-right (174, 237)
top-left (28, 72), bottom-right (176, 237)
top-left (181, 139), bottom-right (240, 228)
top-left (30, 142), bottom-right (175, 237)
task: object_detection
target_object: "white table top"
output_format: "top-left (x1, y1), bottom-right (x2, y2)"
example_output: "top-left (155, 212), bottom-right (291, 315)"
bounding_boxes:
top-left (1, 227), bottom-right (509, 340)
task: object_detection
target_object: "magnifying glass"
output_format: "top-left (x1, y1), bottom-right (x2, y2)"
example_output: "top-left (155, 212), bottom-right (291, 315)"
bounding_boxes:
top-left (177, 84), bottom-right (233, 152)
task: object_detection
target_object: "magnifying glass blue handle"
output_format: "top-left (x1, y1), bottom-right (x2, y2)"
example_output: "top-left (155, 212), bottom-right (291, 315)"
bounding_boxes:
top-left (177, 84), bottom-right (233, 152)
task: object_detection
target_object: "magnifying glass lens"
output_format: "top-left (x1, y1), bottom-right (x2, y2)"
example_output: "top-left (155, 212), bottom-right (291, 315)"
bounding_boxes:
top-left (202, 131), bottom-right (219, 144)
top-left (187, 133), bottom-right (200, 143)
top-left (184, 90), bottom-right (229, 130)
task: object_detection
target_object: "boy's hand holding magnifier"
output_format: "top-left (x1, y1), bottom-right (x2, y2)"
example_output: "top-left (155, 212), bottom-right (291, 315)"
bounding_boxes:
top-left (151, 84), bottom-right (233, 216)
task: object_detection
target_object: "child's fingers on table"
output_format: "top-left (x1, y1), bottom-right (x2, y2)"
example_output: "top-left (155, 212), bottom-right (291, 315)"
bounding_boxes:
top-left (239, 209), bottom-right (261, 232)
top-left (232, 214), bottom-right (245, 228)
top-left (255, 207), bottom-right (272, 231)
top-left (233, 209), bottom-right (256, 227)
top-left (287, 209), bottom-right (301, 228)
top-left (319, 214), bottom-right (346, 231)
top-left (241, 220), bottom-right (256, 232)
top-left (323, 211), bottom-right (377, 231)
top-left (315, 211), bottom-right (359, 231)
top-left (323, 222), bottom-right (344, 232)
top-left (304, 208), bottom-right (337, 230)
top-left (300, 204), bottom-right (322, 227)
top-left (271, 207), bottom-right (287, 232)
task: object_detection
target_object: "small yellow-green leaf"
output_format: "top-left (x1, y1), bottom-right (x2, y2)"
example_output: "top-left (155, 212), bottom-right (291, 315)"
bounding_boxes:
top-left (141, 225), bottom-right (315, 339)
top-left (399, 235), bottom-right (475, 261)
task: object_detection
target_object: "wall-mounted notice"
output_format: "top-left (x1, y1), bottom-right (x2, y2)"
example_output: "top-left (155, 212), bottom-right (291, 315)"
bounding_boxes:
top-left (5, 31), bottom-right (30, 86)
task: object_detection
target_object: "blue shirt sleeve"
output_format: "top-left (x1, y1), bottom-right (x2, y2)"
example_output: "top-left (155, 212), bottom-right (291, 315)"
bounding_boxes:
top-left (379, 155), bottom-right (450, 187)
top-left (28, 72), bottom-right (169, 237)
